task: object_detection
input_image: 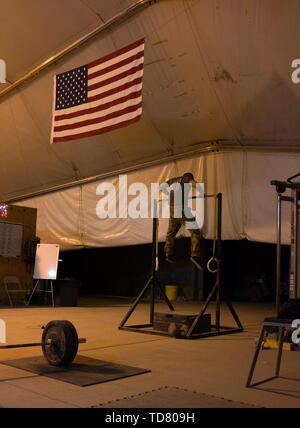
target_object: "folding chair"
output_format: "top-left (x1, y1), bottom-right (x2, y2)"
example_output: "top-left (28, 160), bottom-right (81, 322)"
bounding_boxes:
top-left (246, 318), bottom-right (295, 388)
top-left (3, 276), bottom-right (28, 307)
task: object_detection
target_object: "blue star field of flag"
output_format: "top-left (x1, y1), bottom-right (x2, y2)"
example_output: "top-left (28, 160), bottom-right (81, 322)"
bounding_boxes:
top-left (55, 65), bottom-right (88, 111)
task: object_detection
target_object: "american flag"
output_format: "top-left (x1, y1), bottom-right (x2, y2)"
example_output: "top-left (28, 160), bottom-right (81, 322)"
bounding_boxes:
top-left (50, 39), bottom-right (145, 143)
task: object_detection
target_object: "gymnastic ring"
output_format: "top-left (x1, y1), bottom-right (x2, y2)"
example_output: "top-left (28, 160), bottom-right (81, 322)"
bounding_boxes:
top-left (207, 257), bottom-right (218, 274)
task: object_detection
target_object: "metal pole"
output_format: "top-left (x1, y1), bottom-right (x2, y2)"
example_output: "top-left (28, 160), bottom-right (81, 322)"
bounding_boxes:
top-left (119, 277), bottom-right (152, 328)
top-left (150, 216), bottom-right (157, 324)
top-left (295, 189), bottom-right (299, 298)
top-left (0, 338), bottom-right (87, 350)
top-left (217, 193), bottom-right (222, 260)
top-left (297, 196), bottom-right (300, 298)
top-left (51, 280), bottom-right (55, 308)
top-left (276, 195), bottom-right (282, 315)
top-left (0, 343), bottom-right (43, 349)
top-left (290, 189), bottom-right (298, 299)
top-left (150, 199), bottom-right (159, 325)
top-left (275, 327), bottom-right (285, 377)
top-left (152, 200), bottom-right (158, 277)
top-left (216, 193), bottom-right (222, 332)
top-left (246, 325), bottom-right (266, 388)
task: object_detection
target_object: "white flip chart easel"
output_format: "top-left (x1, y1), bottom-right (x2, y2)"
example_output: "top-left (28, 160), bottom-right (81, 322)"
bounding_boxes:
top-left (27, 244), bottom-right (60, 307)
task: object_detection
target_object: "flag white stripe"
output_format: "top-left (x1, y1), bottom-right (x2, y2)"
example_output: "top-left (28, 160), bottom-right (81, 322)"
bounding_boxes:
top-left (50, 76), bottom-right (58, 144)
top-left (87, 68), bottom-right (143, 98)
top-left (51, 40), bottom-right (144, 143)
top-left (88, 56), bottom-right (144, 87)
top-left (54, 83), bottom-right (143, 118)
top-left (88, 43), bottom-right (144, 75)
top-left (56, 97), bottom-right (142, 127)
top-left (53, 107), bottom-right (142, 138)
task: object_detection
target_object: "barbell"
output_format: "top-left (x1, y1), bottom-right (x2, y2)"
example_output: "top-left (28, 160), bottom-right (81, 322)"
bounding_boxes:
top-left (0, 320), bottom-right (86, 367)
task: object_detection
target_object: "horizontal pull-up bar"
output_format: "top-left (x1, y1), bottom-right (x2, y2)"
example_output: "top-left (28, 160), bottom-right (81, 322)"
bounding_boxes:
top-left (157, 193), bottom-right (220, 204)
top-left (278, 195), bottom-right (300, 207)
top-left (191, 194), bottom-right (221, 199)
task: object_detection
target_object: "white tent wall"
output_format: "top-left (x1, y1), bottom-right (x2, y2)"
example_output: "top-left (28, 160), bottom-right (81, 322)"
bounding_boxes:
top-left (16, 151), bottom-right (300, 250)
top-left (244, 152), bottom-right (298, 244)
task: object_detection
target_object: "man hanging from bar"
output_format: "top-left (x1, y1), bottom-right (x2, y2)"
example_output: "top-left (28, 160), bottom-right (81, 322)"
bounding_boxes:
top-left (163, 172), bottom-right (204, 270)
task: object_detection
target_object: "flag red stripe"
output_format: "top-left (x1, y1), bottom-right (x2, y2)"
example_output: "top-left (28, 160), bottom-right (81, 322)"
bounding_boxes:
top-left (88, 38), bottom-right (144, 69)
top-left (52, 39), bottom-right (145, 143)
top-left (88, 77), bottom-right (143, 103)
top-left (52, 115), bottom-right (142, 143)
top-left (55, 90), bottom-right (142, 122)
top-left (88, 50), bottom-right (144, 81)
top-left (88, 63), bottom-right (144, 92)
top-left (54, 102), bottom-right (142, 132)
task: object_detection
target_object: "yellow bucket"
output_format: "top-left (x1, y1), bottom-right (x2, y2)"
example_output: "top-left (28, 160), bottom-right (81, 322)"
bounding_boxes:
top-left (165, 285), bottom-right (179, 302)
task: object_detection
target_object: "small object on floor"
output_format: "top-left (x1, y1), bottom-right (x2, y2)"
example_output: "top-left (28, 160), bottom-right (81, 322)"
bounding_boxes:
top-left (256, 338), bottom-right (295, 352)
top-left (1, 355), bottom-right (151, 387)
top-left (190, 256), bottom-right (204, 271)
top-left (0, 320), bottom-right (86, 367)
top-left (154, 312), bottom-right (211, 336)
top-left (168, 322), bottom-right (189, 338)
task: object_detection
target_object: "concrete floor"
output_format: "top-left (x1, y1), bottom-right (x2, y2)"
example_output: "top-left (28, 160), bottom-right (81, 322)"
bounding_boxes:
top-left (0, 297), bottom-right (299, 408)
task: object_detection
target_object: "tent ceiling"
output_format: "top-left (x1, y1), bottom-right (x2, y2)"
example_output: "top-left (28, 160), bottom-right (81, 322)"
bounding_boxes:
top-left (1, 0), bottom-right (300, 201)
top-left (0, 0), bottom-right (135, 84)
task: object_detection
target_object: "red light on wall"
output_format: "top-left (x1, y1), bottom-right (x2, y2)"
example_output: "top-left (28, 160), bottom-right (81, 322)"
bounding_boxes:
top-left (0, 204), bottom-right (8, 218)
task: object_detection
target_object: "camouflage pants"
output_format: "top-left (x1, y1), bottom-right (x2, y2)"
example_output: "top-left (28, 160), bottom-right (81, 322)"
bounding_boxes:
top-left (164, 215), bottom-right (201, 258)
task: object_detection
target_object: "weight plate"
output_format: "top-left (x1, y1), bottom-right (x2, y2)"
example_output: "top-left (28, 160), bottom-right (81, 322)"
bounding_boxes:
top-left (42, 320), bottom-right (78, 367)
top-left (168, 322), bottom-right (188, 338)
top-left (181, 324), bottom-right (189, 337)
top-left (60, 320), bottom-right (79, 365)
top-left (168, 322), bottom-right (180, 338)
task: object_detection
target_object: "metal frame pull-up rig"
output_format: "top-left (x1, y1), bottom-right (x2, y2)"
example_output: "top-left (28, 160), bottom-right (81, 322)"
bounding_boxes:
top-left (272, 173), bottom-right (300, 312)
top-left (119, 193), bottom-right (243, 339)
top-left (246, 174), bottom-right (300, 388)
